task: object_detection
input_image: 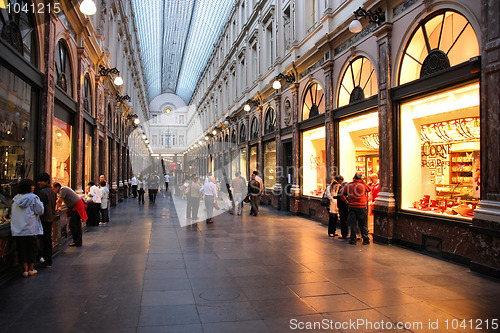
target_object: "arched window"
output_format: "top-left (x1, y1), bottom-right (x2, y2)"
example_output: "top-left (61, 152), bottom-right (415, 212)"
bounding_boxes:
top-left (264, 108), bottom-right (276, 134)
top-left (0, 0), bottom-right (37, 65)
top-left (107, 104), bottom-right (112, 130)
top-left (83, 74), bottom-right (92, 115)
top-left (399, 10), bottom-right (479, 85)
top-left (338, 56), bottom-right (377, 108)
top-left (240, 124), bottom-right (246, 143)
top-left (55, 40), bottom-right (73, 97)
top-left (250, 117), bottom-right (259, 140)
top-left (302, 82), bottom-right (325, 121)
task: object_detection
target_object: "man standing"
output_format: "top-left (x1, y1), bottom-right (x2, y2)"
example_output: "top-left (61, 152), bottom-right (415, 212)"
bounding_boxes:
top-left (200, 176), bottom-right (217, 224)
top-left (36, 173), bottom-right (57, 267)
top-left (186, 177), bottom-right (201, 221)
top-left (52, 183), bottom-right (87, 247)
top-left (253, 170), bottom-right (264, 194)
top-left (231, 172), bottom-right (246, 215)
top-left (248, 173), bottom-right (261, 216)
top-left (341, 172), bottom-right (371, 245)
top-left (164, 173), bottom-right (169, 192)
top-left (131, 175), bottom-right (138, 198)
top-left (334, 175), bottom-right (349, 239)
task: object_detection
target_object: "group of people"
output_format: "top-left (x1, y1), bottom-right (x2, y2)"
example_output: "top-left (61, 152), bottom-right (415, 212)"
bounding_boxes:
top-left (181, 170), bottom-right (264, 224)
top-left (10, 173), bottom-right (111, 278)
top-left (325, 172), bottom-right (380, 245)
top-left (131, 173), bottom-right (173, 204)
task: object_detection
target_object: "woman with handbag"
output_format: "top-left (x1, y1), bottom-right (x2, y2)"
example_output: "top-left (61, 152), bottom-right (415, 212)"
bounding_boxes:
top-left (325, 179), bottom-right (340, 237)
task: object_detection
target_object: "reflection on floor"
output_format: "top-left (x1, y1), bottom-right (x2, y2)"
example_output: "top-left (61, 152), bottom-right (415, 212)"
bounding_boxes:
top-left (1, 192), bottom-right (499, 333)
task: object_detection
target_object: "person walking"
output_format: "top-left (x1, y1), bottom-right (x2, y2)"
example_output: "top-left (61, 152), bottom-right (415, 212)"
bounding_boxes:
top-left (131, 175), bottom-right (138, 198)
top-left (99, 180), bottom-right (110, 225)
top-left (164, 173), bottom-right (169, 192)
top-left (52, 183), bottom-right (87, 247)
top-left (341, 172), bottom-right (371, 245)
top-left (334, 175), bottom-right (349, 239)
top-left (137, 177), bottom-right (145, 204)
top-left (86, 182), bottom-right (102, 226)
top-left (248, 173), bottom-right (261, 216)
top-left (11, 179), bottom-right (44, 277)
top-left (36, 173), bottom-right (56, 268)
top-left (231, 172), bottom-right (246, 216)
top-left (200, 176), bottom-right (217, 224)
top-left (186, 177), bottom-right (201, 221)
top-left (325, 179), bottom-right (340, 237)
top-left (148, 174), bottom-right (159, 203)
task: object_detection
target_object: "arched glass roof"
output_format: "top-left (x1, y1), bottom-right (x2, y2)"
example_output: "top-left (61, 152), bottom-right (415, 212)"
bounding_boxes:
top-left (131, 0), bottom-right (236, 104)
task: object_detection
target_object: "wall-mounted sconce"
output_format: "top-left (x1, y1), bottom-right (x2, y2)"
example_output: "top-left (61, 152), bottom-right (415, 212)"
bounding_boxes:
top-left (79, 0), bottom-right (97, 15)
top-left (116, 94), bottom-right (131, 104)
top-left (349, 7), bottom-right (385, 33)
top-left (243, 99), bottom-right (259, 112)
top-left (99, 65), bottom-right (123, 86)
top-left (272, 72), bottom-right (295, 90)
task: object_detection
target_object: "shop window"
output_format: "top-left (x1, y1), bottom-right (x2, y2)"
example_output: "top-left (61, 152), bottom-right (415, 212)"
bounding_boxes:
top-left (302, 82), bottom-right (324, 121)
top-left (338, 56), bottom-right (378, 108)
top-left (0, 0), bottom-right (37, 65)
top-left (249, 146), bottom-right (258, 174)
top-left (0, 65), bottom-right (35, 225)
top-left (399, 10), bottom-right (479, 85)
top-left (264, 108), bottom-right (276, 134)
top-left (339, 112), bottom-right (379, 181)
top-left (401, 82), bottom-right (480, 219)
top-left (55, 40), bottom-right (73, 97)
top-left (84, 125), bottom-right (92, 186)
top-left (240, 148), bottom-right (247, 178)
top-left (83, 74), bottom-right (92, 115)
top-left (263, 141), bottom-right (276, 189)
top-left (52, 118), bottom-right (72, 187)
top-left (250, 117), bottom-right (259, 140)
top-left (302, 126), bottom-right (326, 197)
top-left (239, 124), bottom-right (246, 143)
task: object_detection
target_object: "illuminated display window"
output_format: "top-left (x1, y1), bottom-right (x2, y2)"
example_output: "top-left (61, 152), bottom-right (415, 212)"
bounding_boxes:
top-left (302, 126), bottom-right (326, 197)
top-left (401, 82), bottom-right (480, 219)
top-left (249, 146), bottom-right (258, 174)
top-left (302, 83), bottom-right (325, 121)
top-left (263, 141), bottom-right (276, 189)
top-left (399, 10), bottom-right (479, 85)
top-left (338, 56), bottom-right (378, 108)
top-left (240, 148), bottom-right (247, 179)
top-left (339, 112), bottom-right (379, 181)
top-left (52, 118), bottom-right (72, 187)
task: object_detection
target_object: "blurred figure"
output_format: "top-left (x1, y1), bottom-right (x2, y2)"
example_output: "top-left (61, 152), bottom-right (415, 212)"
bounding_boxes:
top-left (248, 173), bottom-right (262, 216)
top-left (200, 176), bottom-right (217, 224)
top-left (231, 171), bottom-right (246, 216)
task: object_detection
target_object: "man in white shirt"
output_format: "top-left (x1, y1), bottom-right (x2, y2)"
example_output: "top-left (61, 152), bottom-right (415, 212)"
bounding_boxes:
top-left (200, 176), bottom-right (217, 224)
top-left (164, 173), bottom-right (170, 192)
top-left (131, 175), bottom-right (138, 198)
top-left (86, 181), bottom-right (102, 226)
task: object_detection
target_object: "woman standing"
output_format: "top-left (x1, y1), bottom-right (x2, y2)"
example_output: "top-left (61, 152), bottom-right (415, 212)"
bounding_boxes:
top-left (325, 179), bottom-right (340, 237)
top-left (99, 180), bottom-right (110, 225)
top-left (11, 179), bottom-right (44, 277)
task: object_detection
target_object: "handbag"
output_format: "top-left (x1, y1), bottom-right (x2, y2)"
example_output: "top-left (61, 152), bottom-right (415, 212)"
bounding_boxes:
top-left (243, 196), bottom-right (250, 203)
top-left (320, 189), bottom-right (330, 207)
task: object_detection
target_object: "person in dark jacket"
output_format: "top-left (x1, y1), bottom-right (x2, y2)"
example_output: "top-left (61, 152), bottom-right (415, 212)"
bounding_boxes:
top-left (36, 173), bottom-right (57, 267)
top-left (247, 173), bottom-right (261, 216)
top-left (334, 175), bottom-right (349, 239)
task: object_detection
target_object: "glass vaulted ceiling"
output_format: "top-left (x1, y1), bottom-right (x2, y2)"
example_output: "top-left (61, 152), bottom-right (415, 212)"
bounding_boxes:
top-left (131, 0), bottom-right (236, 104)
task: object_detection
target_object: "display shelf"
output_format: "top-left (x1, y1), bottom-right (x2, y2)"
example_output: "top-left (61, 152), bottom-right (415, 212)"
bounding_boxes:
top-left (450, 151), bottom-right (474, 185)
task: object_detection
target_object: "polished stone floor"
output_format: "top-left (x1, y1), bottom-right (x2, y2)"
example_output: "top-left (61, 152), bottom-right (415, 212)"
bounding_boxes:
top-left (1, 192), bottom-right (499, 333)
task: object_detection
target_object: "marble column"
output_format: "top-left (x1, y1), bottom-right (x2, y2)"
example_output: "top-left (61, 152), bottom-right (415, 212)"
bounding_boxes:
top-left (469, 0), bottom-right (500, 275)
top-left (290, 82), bottom-right (300, 215)
top-left (322, 59), bottom-right (334, 184)
top-left (273, 93), bottom-right (282, 210)
top-left (39, 10), bottom-right (56, 174)
top-left (372, 22), bottom-right (397, 243)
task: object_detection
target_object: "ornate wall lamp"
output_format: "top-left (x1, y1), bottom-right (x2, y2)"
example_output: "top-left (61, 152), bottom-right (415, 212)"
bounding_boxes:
top-left (243, 99), bottom-right (260, 112)
top-left (223, 115), bottom-right (238, 126)
top-left (272, 72), bottom-right (295, 90)
top-left (99, 65), bottom-right (124, 86)
top-left (116, 94), bottom-right (131, 104)
top-left (349, 7), bottom-right (385, 33)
